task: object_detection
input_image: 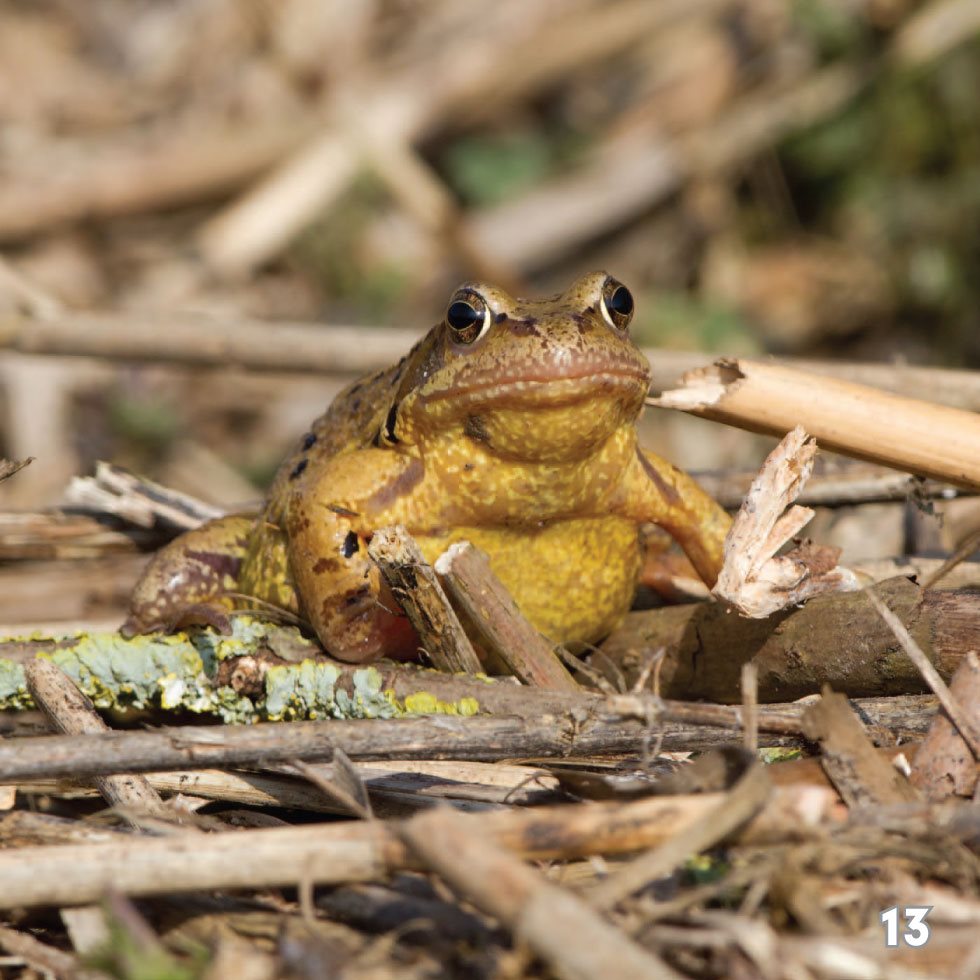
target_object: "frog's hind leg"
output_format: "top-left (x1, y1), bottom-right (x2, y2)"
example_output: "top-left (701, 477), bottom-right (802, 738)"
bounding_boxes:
top-left (122, 515), bottom-right (256, 635)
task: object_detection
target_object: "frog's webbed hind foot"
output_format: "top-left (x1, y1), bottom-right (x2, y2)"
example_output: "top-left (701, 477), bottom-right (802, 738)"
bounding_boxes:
top-left (122, 515), bottom-right (253, 636)
top-left (131, 601), bottom-right (235, 637)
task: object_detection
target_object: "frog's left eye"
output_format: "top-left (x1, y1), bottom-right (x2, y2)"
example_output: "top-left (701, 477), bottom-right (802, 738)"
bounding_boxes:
top-left (600, 278), bottom-right (634, 331)
top-left (446, 291), bottom-right (492, 345)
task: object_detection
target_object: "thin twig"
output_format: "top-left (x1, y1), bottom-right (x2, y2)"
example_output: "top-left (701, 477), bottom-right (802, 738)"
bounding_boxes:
top-left (742, 663), bottom-right (759, 754)
top-left (865, 588), bottom-right (980, 759)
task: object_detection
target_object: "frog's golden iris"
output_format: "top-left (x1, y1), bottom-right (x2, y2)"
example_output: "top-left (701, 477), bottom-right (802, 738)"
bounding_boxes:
top-left (125, 273), bottom-right (730, 664)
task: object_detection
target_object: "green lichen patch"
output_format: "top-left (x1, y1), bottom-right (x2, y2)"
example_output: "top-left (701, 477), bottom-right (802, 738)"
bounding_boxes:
top-left (401, 692), bottom-right (480, 716)
top-left (0, 618), bottom-right (485, 723)
top-left (263, 659), bottom-right (343, 721)
top-left (0, 660), bottom-right (30, 711)
top-left (190, 617), bottom-right (318, 674)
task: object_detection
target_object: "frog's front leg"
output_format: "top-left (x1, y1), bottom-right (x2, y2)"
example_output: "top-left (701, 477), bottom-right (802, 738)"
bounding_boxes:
top-left (285, 450), bottom-right (424, 663)
top-left (617, 447), bottom-right (731, 587)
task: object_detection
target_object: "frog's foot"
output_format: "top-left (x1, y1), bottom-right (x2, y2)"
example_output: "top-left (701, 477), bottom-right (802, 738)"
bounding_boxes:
top-left (122, 601), bottom-right (233, 637)
top-left (122, 515), bottom-right (252, 636)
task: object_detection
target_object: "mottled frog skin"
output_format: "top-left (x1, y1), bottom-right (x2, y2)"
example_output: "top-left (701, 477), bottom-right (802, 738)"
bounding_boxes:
top-left (125, 272), bottom-right (731, 663)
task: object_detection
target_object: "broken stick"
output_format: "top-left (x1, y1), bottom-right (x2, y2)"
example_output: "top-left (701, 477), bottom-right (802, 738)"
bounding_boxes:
top-left (652, 358), bottom-right (980, 489)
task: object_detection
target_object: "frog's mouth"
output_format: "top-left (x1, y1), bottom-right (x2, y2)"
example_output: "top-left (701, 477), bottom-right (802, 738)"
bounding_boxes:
top-left (425, 367), bottom-right (651, 408)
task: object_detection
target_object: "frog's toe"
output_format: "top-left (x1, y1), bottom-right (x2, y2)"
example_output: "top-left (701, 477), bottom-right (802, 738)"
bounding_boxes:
top-left (121, 599), bottom-right (234, 637)
top-left (164, 602), bottom-right (234, 635)
top-left (120, 610), bottom-right (162, 638)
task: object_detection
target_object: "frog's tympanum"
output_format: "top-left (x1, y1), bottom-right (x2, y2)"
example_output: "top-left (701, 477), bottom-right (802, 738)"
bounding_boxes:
top-left (125, 273), bottom-right (731, 663)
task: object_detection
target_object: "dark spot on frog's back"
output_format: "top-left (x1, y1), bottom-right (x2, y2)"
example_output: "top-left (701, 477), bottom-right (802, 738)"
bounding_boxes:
top-left (339, 584), bottom-right (372, 609)
top-left (341, 531), bottom-right (359, 558)
top-left (464, 414), bottom-right (491, 445)
top-left (638, 449), bottom-right (680, 506)
top-left (301, 432), bottom-right (317, 451)
top-left (289, 458), bottom-right (309, 480)
top-left (312, 556), bottom-right (340, 575)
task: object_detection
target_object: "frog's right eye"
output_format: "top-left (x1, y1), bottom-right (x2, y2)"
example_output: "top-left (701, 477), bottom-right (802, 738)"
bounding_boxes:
top-left (446, 292), bottom-right (492, 345)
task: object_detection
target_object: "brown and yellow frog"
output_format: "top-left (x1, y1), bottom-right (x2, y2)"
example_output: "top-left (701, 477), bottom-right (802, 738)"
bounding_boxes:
top-left (124, 272), bottom-right (730, 663)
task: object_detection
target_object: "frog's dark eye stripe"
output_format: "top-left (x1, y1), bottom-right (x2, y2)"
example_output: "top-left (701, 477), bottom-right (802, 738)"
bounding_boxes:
top-left (378, 403), bottom-right (400, 445)
top-left (446, 290), bottom-right (492, 345)
top-left (600, 277), bottom-right (634, 331)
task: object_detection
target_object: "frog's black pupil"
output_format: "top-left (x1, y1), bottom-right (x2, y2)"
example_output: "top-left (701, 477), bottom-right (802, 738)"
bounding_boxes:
top-left (609, 285), bottom-right (633, 318)
top-left (448, 301), bottom-right (481, 331)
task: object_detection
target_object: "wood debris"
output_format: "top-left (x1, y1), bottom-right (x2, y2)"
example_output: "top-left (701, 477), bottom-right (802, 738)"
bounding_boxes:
top-left (651, 358), bottom-right (980, 490)
top-left (712, 425), bottom-right (860, 617)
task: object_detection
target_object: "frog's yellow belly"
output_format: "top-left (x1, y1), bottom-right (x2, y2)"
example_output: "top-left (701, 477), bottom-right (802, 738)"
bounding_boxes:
top-left (415, 516), bottom-right (641, 649)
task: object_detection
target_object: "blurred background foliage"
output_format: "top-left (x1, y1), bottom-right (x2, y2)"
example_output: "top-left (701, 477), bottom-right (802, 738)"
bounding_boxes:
top-left (0, 0), bottom-right (978, 506)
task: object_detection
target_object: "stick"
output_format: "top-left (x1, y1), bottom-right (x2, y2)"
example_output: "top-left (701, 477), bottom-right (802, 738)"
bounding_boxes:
top-left (800, 687), bottom-right (920, 807)
top-left (64, 461), bottom-right (225, 530)
top-left (0, 512), bottom-right (158, 559)
top-left (713, 425), bottom-right (858, 617)
top-left (0, 119), bottom-right (316, 242)
top-left (24, 660), bottom-right (169, 823)
top-left (910, 652), bottom-right (980, 801)
top-left (742, 664), bottom-right (759, 754)
top-left (399, 808), bottom-right (683, 980)
top-left (436, 542), bottom-right (579, 691)
top-left (0, 457), bottom-right (33, 484)
top-left (866, 589), bottom-right (980, 758)
top-left (0, 698), bottom-right (802, 784)
top-left (652, 358), bottom-right (980, 490)
top-left (0, 786), bottom-right (835, 910)
top-left (0, 925), bottom-right (92, 978)
top-left (0, 624), bottom-right (952, 737)
top-left (601, 576), bottom-right (976, 702)
top-left (0, 308), bottom-right (418, 376)
top-left (697, 465), bottom-right (974, 511)
top-left (18, 759), bottom-right (560, 815)
top-left (367, 527), bottom-right (482, 674)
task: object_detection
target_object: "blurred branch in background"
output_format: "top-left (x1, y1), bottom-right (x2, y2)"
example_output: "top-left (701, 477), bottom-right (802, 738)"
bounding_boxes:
top-left (2, 305), bottom-right (980, 410)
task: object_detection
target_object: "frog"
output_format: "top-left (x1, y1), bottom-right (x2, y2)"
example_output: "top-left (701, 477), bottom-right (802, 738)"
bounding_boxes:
top-left (123, 272), bottom-right (731, 664)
